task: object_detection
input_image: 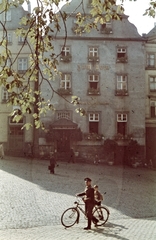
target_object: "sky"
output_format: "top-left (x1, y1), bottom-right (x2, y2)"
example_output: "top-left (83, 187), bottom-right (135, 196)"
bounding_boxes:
top-left (23, 0), bottom-right (156, 35)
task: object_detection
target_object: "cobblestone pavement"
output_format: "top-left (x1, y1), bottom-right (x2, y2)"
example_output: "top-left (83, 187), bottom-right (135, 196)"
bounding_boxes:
top-left (0, 156), bottom-right (156, 240)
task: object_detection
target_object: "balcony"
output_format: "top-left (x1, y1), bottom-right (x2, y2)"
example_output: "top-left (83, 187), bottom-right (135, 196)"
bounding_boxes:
top-left (60, 54), bottom-right (72, 62)
top-left (87, 88), bottom-right (100, 95)
top-left (88, 56), bottom-right (99, 62)
top-left (115, 89), bottom-right (128, 96)
top-left (57, 88), bottom-right (72, 95)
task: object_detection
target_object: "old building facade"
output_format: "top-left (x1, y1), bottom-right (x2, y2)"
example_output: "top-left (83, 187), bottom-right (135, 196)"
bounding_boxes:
top-left (40, 0), bottom-right (146, 164)
top-left (1, 1), bottom-right (154, 165)
top-left (145, 25), bottom-right (156, 167)
top-left (0, 2), bottom-right (33, 156)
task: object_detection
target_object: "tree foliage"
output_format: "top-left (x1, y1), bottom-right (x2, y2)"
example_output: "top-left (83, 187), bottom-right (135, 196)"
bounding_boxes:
top-left (0, 0), bottom-right (155, 130)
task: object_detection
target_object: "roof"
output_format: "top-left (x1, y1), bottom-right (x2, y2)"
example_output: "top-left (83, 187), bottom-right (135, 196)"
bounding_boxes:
top-left (51, 119), bottom-right (78, 129)
top-left (146, 26), bottom-right (156, 37)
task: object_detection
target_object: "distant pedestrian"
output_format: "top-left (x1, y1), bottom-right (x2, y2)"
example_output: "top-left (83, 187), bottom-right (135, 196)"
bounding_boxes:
top-left (68, 148), bottom-right (75, 163)
top-left (94, 154), bottom-right (99, 165)
top-left (49, 152), bottom-right (56, 174)
top-left (0, 143), bottom-right (4, 159)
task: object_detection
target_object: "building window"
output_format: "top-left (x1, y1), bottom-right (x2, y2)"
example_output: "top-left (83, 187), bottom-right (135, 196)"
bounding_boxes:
top-left (18, 36), bottom-right (26, 45)
top-left (6, 58), bottom-right (12, 67)
top-left (117, 113), bottom-right (127, 136)
top-left (147, 53), bottom-right (155, 68)
top-left (116, 47), bottom-right (127, 63)
top-left (1, 87), bottom-right (8, 103)
top-left (6, 33), bottom-right (12, 44)
top-left (89, 113), bottom-right (99, 134)
top-left (149, 76), bottom-right (156, 92)
top-left (88, 47), bottom-right (99, 62)
top-left (61, 46), bottom-right (70, 56)
top-left (115, 75), bottom-right (128, 95)
top-left (18, 58), bottom-right (28, 73)
top-left (60, 46), bottom-right (71, 62)
top-left (88, 74), bottom-right (100, 94)
top-left (57, 111), bottom-right (71, 120)
top-left (60, 73), bottom-right (71, 89)
top-left (150, 101), bottom-right (156, 118)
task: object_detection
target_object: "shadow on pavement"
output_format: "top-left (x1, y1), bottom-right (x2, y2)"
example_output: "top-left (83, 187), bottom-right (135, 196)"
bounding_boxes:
top-left (0, 156), bottom-right (156, 221)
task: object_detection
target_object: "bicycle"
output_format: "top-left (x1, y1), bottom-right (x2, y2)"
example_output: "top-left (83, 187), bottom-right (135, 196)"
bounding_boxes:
top-left (61, 197), bottom-right (110, 228)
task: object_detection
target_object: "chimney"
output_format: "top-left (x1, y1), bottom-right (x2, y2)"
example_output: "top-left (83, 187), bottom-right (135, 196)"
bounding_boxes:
top-left (27, 1), bottom-right (31, 13)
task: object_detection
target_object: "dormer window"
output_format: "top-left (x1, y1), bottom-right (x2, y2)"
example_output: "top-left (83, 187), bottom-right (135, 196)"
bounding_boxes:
top-left (101, 21), bottom-right (112, 34)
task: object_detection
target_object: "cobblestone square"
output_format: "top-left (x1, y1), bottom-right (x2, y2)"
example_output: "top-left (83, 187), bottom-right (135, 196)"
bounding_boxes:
top-left (0, 157), bottom-right (155, 240)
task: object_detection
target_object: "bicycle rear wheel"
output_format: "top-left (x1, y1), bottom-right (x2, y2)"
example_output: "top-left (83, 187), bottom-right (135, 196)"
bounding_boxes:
top-left (93, 206), bottom-right (109, 226)
top-left (61, 207), bottom-right (79, 228)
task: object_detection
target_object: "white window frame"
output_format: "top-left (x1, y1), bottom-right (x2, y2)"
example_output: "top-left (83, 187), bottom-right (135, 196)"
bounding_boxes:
top-left (89, 74), bottom-right (99, 82)
top-left (149, 76), bottom-right (156, 91)
top-left (89, 113), bottom-right (99, 122)
top-left (18, 58), bottom-right (28, 71)
top-left (147, 53), bottom-right (155, 67)
top-left (117, 113), bottom-right (127, 122)
top-left (6, 58), bottom-right (12, 67)
top-left (150, 101), bottom-right (156, 117)
top-left (18, 36), bottom-right (25, 44)
top-left (61, 46), bottom-right (70, 56)
top-left (89, 47), bottom-right (98, 57)
top-left (7, 33), bottom-right (12, 43)
top-left (117, 48), bottom-right (126, 54)
top-left (60, 73), bottom-right (71, 89)
top-left (117, 47), bottom-right (127, 59)
top-left (117, 75), bottom-right (127, 90)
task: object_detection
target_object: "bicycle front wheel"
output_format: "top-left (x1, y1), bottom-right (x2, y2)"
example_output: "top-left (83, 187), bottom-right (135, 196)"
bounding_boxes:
top-left (61, 207), bottom-right (79, 228)
top-left (93, 206), bottom-right (109, 226)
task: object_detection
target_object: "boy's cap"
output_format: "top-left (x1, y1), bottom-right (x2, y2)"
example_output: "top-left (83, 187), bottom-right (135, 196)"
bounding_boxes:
top-left (84, 177), bottom-right (92, 181)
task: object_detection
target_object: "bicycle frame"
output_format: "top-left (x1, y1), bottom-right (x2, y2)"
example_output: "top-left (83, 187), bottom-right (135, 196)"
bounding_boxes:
top-left (74, 200), bottom-right (86, 221)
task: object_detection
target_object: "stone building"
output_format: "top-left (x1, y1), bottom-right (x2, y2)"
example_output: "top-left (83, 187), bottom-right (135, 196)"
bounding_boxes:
top-left (40, 0), bottom-right (146, 164)
top-left (145, 24), bottom-right (156, 167)
top-left (0, 1), bottom-right (33, 156)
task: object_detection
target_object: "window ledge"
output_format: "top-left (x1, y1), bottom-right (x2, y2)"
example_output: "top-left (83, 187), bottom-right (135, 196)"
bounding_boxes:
top-left (60, 56), bottom-right (72, 62)
top-left (101, 28), bottom-right (113, 34)
top-left (116, 58), bottom-right (128, 63)
top-left (18, 70), bottom-right (27, 74)
top-left (115, 91), bottom-right (128, 96)
top-left (57, 88), bottom-right (72, 95)
top-left (88, 57), bottom-right (99, 62)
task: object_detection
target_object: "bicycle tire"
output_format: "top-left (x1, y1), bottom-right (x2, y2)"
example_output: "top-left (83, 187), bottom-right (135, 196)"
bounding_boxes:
top-left (93, 206), bottom-right (109, 226)
top-left (61, 207), bottom-right (79, 228)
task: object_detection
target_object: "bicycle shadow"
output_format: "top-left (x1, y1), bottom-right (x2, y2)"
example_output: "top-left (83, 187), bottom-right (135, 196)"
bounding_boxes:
top-left (92, 222), bottom-right (129, 240)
